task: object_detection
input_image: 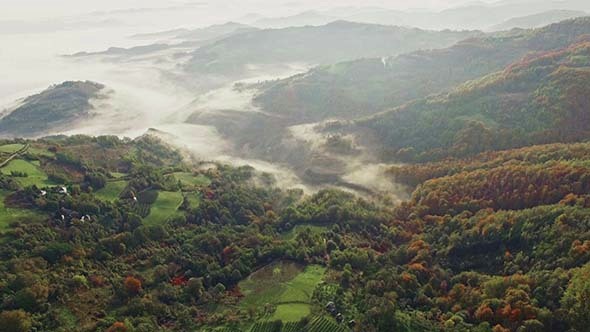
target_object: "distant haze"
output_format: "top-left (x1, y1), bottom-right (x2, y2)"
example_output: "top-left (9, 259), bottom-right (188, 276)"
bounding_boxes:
top-left (1, 0), bottom-right (499, 22)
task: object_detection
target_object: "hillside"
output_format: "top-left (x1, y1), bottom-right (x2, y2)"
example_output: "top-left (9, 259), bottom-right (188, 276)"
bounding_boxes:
top-left (490, 10), bottom-right (586, 31)
top-left (351, 39), bottom-right (590, 162)
top-left (0, 136), bottom-right (589, 331)
top-left (254, 17), bottom-right (590, 123)
top-left (184, 21), bottom-right (481, 76)
top-left (0, 81), bottom-right (105, 138)
top-left (249, 1), bottom-right (590, 31)
top-left (73, 23), bottom-right (258, 60)
top-left (131, 22), bottom-right (255, 42)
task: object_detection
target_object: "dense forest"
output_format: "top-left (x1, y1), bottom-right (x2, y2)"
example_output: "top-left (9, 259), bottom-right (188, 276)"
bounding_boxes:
top-left (0, 128), bottom-right (589, 332)
top-left (354, 38), bottom-right (590, 162)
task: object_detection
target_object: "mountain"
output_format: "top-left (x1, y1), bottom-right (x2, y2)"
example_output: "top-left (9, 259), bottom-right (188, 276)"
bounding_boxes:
top-left (184, 21), bottom-right (481, 76)
top-left (0, 81), bottom-right (105, 138)
top-left (242, 1), bottom-right (590, 31)
top-left (248, 1), bottom-right (590, 31)
top-left (130, 22), bottom-right (256, 42)
top-left (252, 10), bottom-right (337, 28)
top-left (254, 17), bottom-right (590, 123)
top-left (350, 38), bottom-right (590, 162)
top-left (490, 9), bottom-right (587, 31)
top-left (72, 22), bottom-right (257, 59)
top-left (69, 44), bottom-right (170, 58)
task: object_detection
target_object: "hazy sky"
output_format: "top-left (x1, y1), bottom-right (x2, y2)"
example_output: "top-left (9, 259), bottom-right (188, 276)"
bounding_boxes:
top-left (1, 0), bottom-right (500, 21)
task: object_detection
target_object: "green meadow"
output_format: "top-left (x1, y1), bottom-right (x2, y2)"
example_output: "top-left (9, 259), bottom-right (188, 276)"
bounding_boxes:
top-left (239, 261), bottom-right (326, 323)
top-left (0, 143), bottom-right (25, 154)
top-left (1, 159), bottom-right (54, 187)
top-left (143, 191), bottom-right (184, 226)
top-left (95, 181), bottom-right (127, 202)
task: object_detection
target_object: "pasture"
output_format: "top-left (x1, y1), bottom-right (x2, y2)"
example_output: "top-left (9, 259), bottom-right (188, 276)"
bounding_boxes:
top-left (173, 172), bottom-right (211, 189)
top-left (1, 159), bottom-right (54, 187)
top-left (143, 191), bottom-right (184, 226)
top-left (0, 143), bottom-right (25, 154)
top-left (239, 261), bottom-right (326, 323)
top-left (95, 181), bottom-right (127, 201)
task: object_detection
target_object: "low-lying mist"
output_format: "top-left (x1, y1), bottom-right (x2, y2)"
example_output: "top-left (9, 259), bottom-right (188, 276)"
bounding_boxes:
top-left (0, 16), bottom-right (415, 201)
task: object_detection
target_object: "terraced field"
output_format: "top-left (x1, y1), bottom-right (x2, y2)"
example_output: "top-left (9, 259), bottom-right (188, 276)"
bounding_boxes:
top-left (240, 261), bottom-right (326, 326)
top-left (248, 316), bottom-right (347, 332)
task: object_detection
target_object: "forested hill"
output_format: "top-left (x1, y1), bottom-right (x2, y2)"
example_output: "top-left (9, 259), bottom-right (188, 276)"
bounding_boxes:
top-left (0, 135), bottom-right (590, 331)
top-left (489, 10), bottom-right (586, 31)
top-left (184, 20), bottom-right (480, 75)
top-left (352, 38), bottom-right (590, 162)
top-left (253, 17), bottom-right (590, 123)
top-left (0, 81), bottom-right (105, 138)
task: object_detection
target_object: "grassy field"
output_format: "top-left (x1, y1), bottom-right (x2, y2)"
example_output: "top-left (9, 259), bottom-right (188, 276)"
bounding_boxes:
top-left (0, 190), bottom-right (44, 231)
top-left (0, 143), bottom-right (25, 154)
top-left (239, 261), bottom-right (304, 308)
top-left (185, 192), bottom-right (202, 208)
top-left (27, 146), bottom-right (55, 158)
top-left (277, 265), bottom-right (326, 303)
top-left (1, 159), bottom-right (54, 187)
top-left (271, 303), bottom-right (311, 322)
top-left (110, 172), bottom-right (127, 179)
top-left (95, 181), bottom-right (127, 202)
top-left (143, 191), bottom-right (184, 226)
top-left (173, 172), bottom-right (211, 189)
top-left (239, 261), bottom-right (326, 323)
top-left (281, 224), bottom-right (328, 241)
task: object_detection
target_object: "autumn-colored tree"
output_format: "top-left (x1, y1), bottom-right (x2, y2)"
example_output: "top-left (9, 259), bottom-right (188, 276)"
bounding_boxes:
top-left (475, 305), bottom-right (494, 322)
top-left (0, 310), bottom-right (32, 332)
top-left (124, 276), bottom-right (142, 296)
top-left (492, 324), bottom-right (510, 332)
top-left (106, 321), bottom-right (127, 332)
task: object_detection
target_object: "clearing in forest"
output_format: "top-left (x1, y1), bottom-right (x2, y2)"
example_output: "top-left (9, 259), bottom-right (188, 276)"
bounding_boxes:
top-left (239, 261), bottom-right (326, 323)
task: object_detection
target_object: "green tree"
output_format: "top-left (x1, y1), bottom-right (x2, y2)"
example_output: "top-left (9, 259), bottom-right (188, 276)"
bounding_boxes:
top-left (562, 264), bottom-right (590, 331)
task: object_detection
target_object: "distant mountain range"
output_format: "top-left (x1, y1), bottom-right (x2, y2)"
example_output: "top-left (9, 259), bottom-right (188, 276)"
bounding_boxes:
top-left (491, 9), bottom-right (587, 31)
top-left (129, 22), bottom-right (256, 42)
top-left (242, 1), bottom-right (590, 30)
top-left (183, 21), bottom-right (481, 75)
top-left (254, 17), bottom-right (590, 123)
top-left (69, 22), bottom-right (256, 59)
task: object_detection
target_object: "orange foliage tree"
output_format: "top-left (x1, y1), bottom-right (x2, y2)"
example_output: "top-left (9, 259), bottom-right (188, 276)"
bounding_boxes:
top-left (124, 276), bottom-right (142, 296)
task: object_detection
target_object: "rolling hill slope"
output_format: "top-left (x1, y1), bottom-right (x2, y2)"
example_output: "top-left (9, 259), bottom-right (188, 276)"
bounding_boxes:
top-left (184, 21), bottom-right (480, 76)
top-left (352, 39), bottom-right (590, 162)
top-left (254, 17), bottom-right (590, 123)
top-left (0, 81), bottom-right (105, 138)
